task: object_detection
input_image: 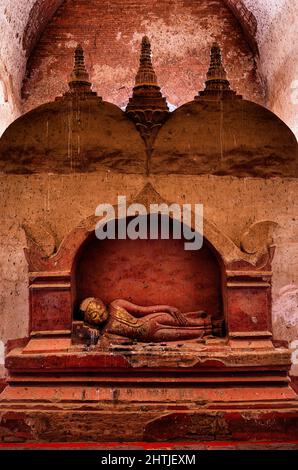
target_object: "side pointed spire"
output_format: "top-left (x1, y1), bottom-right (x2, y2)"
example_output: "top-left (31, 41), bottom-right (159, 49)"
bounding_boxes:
top-left (68, 44), bottom-right (92, 92)
top-left (196, 43), bottom-right (242, 100)
top-left (58, 44), bottom-right (101, 106)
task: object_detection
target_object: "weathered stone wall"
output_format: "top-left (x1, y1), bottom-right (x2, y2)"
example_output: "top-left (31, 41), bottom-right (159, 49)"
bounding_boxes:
top-left (0, 173), bottom-right (297, 362)
top-left (0, 0), bottom-right (34, 134)
top-left (0, 0), bottom-right (62, 135)
top-left (244, 0), bottom-right (298, 136)
top-left (22, 0), bottom-right (264, 113)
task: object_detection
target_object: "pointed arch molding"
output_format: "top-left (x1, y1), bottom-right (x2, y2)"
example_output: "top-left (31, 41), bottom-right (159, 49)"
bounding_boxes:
top-left (24, 183), bottom-right (273, 274)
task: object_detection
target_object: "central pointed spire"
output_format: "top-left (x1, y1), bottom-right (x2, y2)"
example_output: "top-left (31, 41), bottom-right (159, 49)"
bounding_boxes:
top-left (196, 42), bottom-right (242, 100)
top-left (68, 44), bottom-right (92, 92)
top-left (126, 35), bottom-right (169, 113)
top-left (134, 35), bottom-right (158, 87)
top-left (126, 36), bottom-right (169, 176)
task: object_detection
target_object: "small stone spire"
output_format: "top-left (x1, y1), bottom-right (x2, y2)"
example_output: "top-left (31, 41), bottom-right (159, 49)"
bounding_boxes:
top-left (68, 44), bottom-right (92, 92)
top-left (196, 42), bottom-right (242, 100)
top-left (134, 35), bottom-right (158, 87)
top-left (126, 35), bottom-right (168, 113)
top-left (206, 42), bottom-right (230, 89)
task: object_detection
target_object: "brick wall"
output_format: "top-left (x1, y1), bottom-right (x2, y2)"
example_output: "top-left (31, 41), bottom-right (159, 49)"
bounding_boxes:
top-left (22, 0), bottom-right (265, 112)
top-left (22, 0), bottom-right (64, 57)
top-left (224, 0), bottom-right (258, 53)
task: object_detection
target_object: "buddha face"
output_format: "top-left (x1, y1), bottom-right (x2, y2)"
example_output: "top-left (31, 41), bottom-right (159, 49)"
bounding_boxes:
top-left (80, 297), bottom-right (109, 326)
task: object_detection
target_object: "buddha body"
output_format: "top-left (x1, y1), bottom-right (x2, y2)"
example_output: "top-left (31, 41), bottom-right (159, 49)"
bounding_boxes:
top-left (80, 297), bottom-right (213, 343)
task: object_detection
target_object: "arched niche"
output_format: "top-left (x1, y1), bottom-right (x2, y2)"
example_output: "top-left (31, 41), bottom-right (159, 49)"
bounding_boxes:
top-left (73, 215), bottom-right (224, 324)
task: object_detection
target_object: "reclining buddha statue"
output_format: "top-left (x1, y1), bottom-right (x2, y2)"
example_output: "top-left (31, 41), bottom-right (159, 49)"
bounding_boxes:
top-left (79, 297), bottom-right (217, 344)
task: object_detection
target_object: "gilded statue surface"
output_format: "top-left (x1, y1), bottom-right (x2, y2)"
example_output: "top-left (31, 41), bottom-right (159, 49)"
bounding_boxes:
top-left (79, 297), bottom-right (216, 345)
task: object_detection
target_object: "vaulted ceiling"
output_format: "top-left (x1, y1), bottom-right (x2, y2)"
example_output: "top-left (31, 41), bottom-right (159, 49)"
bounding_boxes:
top-left (0, 0), bottom-right (297, 138)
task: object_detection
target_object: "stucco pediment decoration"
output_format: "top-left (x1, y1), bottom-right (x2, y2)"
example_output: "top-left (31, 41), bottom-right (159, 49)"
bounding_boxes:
top-left (240, 220), bottom-right (279, 259)
top-left (22, 220), bottom-right (58, 258)
top-left (23, 183), bottom-right (275, 272)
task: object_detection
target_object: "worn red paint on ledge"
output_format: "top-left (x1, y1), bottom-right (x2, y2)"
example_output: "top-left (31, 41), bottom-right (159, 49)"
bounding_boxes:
top-left (1, 441), bottom-right (298, 450)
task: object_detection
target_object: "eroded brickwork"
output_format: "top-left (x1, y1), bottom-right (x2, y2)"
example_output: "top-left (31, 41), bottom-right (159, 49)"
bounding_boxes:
top-left (22, 0), bottom-right (264, 112)
top-left (22, 0), bottom-right (63, 57)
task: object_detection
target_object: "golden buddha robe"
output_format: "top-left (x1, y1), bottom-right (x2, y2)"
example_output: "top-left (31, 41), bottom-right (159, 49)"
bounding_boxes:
top-left (103, 300), bottom-right (212, 342)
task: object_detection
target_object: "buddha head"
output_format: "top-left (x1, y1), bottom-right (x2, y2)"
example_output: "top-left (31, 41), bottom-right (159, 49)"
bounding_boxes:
top-left (80, 297), bottom-right (109, 326)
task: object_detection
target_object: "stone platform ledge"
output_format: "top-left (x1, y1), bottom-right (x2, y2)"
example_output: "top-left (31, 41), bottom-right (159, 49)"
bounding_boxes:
top-left (1, 382), bottom-right (297, 404)
top-left (1, 407), bottom-right (298, 443)
top-left (5, 345), bottom-right (292, 372)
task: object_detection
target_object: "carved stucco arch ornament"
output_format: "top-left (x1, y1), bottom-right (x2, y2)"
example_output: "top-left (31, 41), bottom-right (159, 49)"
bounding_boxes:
top-left (23, 183), bottom-right (276, 274)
